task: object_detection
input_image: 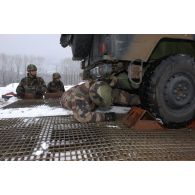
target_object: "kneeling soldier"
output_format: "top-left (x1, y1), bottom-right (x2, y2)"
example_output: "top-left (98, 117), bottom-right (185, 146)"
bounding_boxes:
top-left (47, 72), bottom-right (65, 93)
top-left (16, 64), bottom-right (47, 99)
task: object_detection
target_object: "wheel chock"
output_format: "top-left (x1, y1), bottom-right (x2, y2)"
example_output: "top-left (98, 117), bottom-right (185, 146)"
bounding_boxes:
top-left (187, 120), bottom-right (195, 129)
top-left (122, 107), bottom-right (165, 130)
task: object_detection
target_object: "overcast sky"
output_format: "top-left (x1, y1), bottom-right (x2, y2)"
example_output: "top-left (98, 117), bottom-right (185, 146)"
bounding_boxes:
top-left (0, 34), bottom-right (72, 60)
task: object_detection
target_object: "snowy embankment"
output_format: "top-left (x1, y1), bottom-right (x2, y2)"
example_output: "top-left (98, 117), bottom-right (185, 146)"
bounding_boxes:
top-left (0, 83), bottom-right (19, 108)
top-left (0, 105), bottom-right (73, 118)
top-left (0, 83), bottom-right (74, 118)
top-left (0, 83), bottom-right (130, 118)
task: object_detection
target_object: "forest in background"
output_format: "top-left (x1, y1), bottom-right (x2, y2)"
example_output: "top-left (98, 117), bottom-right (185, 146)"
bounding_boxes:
top-left (0, 53), bottom-right (82, 86)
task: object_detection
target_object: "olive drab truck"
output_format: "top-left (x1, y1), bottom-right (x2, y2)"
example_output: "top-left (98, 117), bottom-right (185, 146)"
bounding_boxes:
top-left (60, 34), bottom-right (195, 128)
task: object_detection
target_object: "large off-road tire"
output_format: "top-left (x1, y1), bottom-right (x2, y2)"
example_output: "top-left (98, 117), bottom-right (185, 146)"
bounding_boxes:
top-left (71, 35), bottom-right (93, 60)
top-left (140, 54), bottom-right (195, 128)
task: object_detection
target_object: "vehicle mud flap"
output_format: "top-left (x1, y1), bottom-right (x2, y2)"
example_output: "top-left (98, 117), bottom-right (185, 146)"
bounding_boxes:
top-left (122, 107), bottom-right (165, 130)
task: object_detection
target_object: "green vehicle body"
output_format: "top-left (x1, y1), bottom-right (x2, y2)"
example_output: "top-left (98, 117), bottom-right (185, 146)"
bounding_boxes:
top-left (60, 34), bottom-right (195, 127)
top-left (60, 34), bottom-right (195, 85)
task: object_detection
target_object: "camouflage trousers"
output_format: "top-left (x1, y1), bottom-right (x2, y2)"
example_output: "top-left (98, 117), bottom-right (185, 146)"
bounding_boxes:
top-left (60, 86), bottom-right (105, 123)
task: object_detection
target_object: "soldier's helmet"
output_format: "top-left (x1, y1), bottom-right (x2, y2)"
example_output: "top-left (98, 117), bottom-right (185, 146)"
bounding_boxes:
top-left (89, 81), bottom-right (113, 107)
top-left (27, 64), bottom-right (37, 72)
top-left (53, 72), bottom-right (61, 79)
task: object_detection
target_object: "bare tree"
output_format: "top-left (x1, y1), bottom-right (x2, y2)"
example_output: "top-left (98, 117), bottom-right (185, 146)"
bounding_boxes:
top-left (0, 53), bottom-right (82, 87)
top-left (0, 53), bottom-right (47, 86)
top-left (58, 58), bottom-right (82, 85)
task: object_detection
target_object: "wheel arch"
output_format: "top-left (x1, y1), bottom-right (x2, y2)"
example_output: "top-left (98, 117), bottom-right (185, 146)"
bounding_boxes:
top-left (148, 38), bottom-right (195, 62)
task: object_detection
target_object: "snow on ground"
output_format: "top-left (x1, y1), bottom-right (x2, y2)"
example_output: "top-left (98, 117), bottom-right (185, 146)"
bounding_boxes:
top-left (0, 83), bottom-right (130, 119)
top-left (0, 105), bottom-right (73, 118)
top-left (0, 83), bottom-right (19, 108)
top-left (104, 106), bottom-right (130, 113)
top-left (0, 105), bottom-right (129, 119)
top-left (64, 85), bottom-right (73, 91)
top-left (97, 106), bottom-right (130, 114)
top-left (0, 96), bottom-right (19, 108)
top-left (0, 83), bottom-right (74, 108)
top-left (0, 83), bottom-right (74, 118)
top-left (0, 83), bottom-right (18, 96)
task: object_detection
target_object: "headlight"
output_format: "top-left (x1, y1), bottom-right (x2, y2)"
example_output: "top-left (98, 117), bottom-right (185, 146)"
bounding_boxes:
top-left (90, 64), bottom-right (112, 79)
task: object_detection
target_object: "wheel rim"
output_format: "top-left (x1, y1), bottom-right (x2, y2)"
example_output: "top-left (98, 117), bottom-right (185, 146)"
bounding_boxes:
top-left (164, 73), bottom-right (194, 109)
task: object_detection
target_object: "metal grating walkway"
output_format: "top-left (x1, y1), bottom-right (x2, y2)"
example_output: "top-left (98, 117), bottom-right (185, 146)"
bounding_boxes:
top-left (1, 115), bottom-right (195, 161)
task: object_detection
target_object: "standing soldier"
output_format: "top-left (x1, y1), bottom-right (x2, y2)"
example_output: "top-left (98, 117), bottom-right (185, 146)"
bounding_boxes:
top-left (60, 80), bottom-right (140, 123)
top-left (47, 73), bottom-right (65, 93)
top-left (16, 64), bottom-right (47, 99)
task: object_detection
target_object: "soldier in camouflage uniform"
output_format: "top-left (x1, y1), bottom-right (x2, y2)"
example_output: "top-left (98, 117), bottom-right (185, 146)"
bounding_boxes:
top-left (60, 80), bottom-right (140, 123)
top-left (16, 64), bottom-right (47, 99)
top-left (47, 73), bottom-right (65, 93)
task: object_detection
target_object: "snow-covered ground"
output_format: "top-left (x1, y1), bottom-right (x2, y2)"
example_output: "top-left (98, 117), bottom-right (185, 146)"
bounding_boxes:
top-left (0, 105), bottom-right (129, 118)
top-left (0, 83), bottom-right (19, 108)
top-left (0, 105), bottom-right (73, 118)
top-left (0, 83), bottom-right (130, 119)
top-left (0, 83), bottom-right (18, 96)
top-left (0, 83), bottom-right (74, 117)
top-left (64, 85), bottom-right (73, 91)
top-left (0, 83), bottom-right (74, 108)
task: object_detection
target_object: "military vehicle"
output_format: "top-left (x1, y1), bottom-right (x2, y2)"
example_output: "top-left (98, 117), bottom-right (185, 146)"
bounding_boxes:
top-left (60, 34), bottom-right (195, 128)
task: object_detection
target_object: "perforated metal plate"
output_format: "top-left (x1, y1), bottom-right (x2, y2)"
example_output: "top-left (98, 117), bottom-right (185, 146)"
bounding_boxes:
top-left (1, 115), bottom-right (195, 161)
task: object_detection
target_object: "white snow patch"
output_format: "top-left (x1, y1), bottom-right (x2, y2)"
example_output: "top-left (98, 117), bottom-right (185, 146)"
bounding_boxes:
top-left (0, 97), bottom-right (19, 108)
top-left (109, 106), bottom-right (130, 113)
top-left (7, 96), bottom-right (18, 103)
top-left (0, 83), bottom-right (18, 97)
top-left (97, 106), bottom-right (131, 114)
top-left (0, 83), bottom-right (19, 107)
top-left (64, 85), bottom-right (73, 91)
top-left (34, 150), bottom-right (43, 156)
top-left (106, 125), bottom-right (119, 128)
top-left (41, 142), bottom-right (49, 150)
top-left (5, 83), bottom-right (19, 91)
top-left (0, 105), bottom-right (73, 118)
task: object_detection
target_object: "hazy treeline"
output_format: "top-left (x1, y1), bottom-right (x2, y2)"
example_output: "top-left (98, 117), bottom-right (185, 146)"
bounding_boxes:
top-left (0, 53), bottom-right (82, 87)
top-left (56, 58), bottom-right (83, 85)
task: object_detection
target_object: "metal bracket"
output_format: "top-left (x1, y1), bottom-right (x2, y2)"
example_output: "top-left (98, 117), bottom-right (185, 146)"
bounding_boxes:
top-left (128, 60), bottom-right (143, 89)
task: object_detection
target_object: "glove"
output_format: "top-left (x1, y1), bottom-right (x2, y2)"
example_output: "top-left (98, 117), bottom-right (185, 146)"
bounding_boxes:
top-left (17, 93), bottom-right (24, 99)
top-left (105, 112), bottom-right (116, 121)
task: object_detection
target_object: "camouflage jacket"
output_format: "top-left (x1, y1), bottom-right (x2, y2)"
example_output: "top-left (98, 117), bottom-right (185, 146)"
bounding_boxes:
top-left (47, 80), bottom-right (65, 93)
top-left (16, 75), bottom-right (47, 98)
top-left (60, 81), bottom-right (140, 123)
